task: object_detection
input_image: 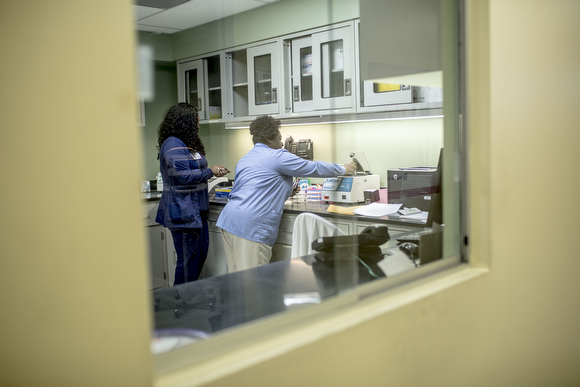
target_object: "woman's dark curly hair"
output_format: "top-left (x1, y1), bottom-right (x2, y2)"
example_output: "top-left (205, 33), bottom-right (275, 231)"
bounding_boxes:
top-left (157, 102), bottom-right (205, 159)
top-left (249, 115), bottom-right (281, 144)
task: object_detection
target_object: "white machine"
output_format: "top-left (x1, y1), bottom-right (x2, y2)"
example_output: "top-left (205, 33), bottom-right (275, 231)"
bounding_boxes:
top-left (321, 174), bottom-right (380, 203)
top-left (322, 151), bottom-right (380, 203)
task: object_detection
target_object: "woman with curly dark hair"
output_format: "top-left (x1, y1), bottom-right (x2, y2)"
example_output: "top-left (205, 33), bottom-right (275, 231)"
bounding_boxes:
top-left (216, 115), bottom-right (355, 272)
top-left (155, 102), bottom-right (230, 284)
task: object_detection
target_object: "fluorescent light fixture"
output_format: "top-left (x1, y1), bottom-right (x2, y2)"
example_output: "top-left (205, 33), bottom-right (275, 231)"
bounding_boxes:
top-left (224, 108), bottom-right (444, 129)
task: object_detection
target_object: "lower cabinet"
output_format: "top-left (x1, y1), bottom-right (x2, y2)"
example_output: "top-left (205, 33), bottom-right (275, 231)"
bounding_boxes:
top-left (164, 228), bottom-right (176, 285)
top-left (270, 214), bottom-right (352, 262)
top-left (146, 225), bottom-right (169, 290)
top-left (147, 201), bottom-right (423, 286)
top-left (271, 242), bottom-right (293, 262)
top-left (200, 206), bottom-right (228, 279)
top-left (143, 201), bottom-right (169, 290)
top-left (270, 213), bottom-right (423, 262)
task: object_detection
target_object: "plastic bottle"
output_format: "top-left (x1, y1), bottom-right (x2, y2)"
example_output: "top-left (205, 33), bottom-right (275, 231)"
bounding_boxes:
top-left (156, 172), bottom-right (163, 192)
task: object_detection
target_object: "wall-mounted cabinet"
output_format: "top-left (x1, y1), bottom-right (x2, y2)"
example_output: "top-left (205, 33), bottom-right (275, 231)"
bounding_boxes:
top-left (225, 49), bottom-right (248, 119)
top-left (177, 53), bottom-right (226, 121)
top-left (247, 41), bottom-right (281, 116)
top-left (288, 24), bottom-right (356, 114)
top-left (223, 40), bottom-right (282, 120)
top-left (176, 19), bottom-right (442, 125)
top-left (311, 25), bottom-right (355, 111)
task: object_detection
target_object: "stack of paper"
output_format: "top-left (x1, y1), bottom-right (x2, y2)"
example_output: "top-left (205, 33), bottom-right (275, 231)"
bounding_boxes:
top-left (352, 203), bottom-right (402, 217)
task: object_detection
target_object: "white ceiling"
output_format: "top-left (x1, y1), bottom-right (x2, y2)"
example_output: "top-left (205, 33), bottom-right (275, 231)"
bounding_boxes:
top-left (134, 0), bottom-right (282, 35)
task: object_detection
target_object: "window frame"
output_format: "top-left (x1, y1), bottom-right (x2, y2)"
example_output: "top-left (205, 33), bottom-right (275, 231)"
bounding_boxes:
top-left (152, 0), bottom-right (471, 383)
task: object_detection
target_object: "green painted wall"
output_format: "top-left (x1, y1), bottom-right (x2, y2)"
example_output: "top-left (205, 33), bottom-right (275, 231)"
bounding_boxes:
top-left (171, 0), bottom-right (360, 60)
top-left (141, 61), bottom-right (178, 180)
top-left (138, 31), bottom-right (173, 61)
top-left (200, 118), bottom-right (443, 188)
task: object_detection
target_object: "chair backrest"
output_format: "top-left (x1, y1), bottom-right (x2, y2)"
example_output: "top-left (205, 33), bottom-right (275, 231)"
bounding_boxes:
top-left (291, 212), bottom-right (346, 258)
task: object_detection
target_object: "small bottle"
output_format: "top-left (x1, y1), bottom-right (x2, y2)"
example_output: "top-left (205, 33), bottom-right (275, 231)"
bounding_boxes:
top-left (156, 172), bottom-right (163, 192)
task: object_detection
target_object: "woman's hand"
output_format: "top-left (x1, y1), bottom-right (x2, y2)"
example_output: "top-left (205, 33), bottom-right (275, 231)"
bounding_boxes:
top-left (211, 165), bottom-right (231, 177)
top-left (343, 161), bottom-right (356, 175)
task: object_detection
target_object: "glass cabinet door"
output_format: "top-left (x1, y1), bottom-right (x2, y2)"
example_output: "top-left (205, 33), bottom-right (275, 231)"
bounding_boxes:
top-left (177, 59), bottom-right (206, 120)
top-left (247, 42), bottom-right (280, 116)
top-left (311, 26), bottom-right (354, 110)
top-left (206, 54), bottom-right (224, 120)
top-left (291, 36), bottom-right (314, 112)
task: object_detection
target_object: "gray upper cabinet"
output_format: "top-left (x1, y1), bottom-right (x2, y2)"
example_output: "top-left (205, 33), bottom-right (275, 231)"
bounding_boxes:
top-left (288, 22), bottom-right (356, 115)
top-left (177, 59), bottom-right (205, 116)
top-left (176, 18), bottom-right (442, 125)
top-left (310, 24), bottom-right (356, 112)
top-left (247, 41), bottom-right (282, 116)
top-left (177, 53), bottom-right (226, 122)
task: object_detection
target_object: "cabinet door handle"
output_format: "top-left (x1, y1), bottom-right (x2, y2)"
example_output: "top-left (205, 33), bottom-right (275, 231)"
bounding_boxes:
top-left (208, 218), bottom-right (218, 223)
top-left (345, 78), bottom-right (351, 96)
top-left (293, 86), bottom-right (300, 102)
top-left (198, 97), bottom-right (203, 111)
top-left (272, 87), bottom-right (277, 103)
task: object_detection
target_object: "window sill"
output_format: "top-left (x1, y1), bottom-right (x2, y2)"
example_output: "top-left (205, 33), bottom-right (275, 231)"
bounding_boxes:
top-left (153, 260), bottom-right (487, 387)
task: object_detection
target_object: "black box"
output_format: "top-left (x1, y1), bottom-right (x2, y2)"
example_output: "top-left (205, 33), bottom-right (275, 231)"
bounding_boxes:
top-left (387, 167), bottom-right (436, 211)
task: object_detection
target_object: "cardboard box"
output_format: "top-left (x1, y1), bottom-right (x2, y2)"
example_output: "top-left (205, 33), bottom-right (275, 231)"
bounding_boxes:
top-left (215, 188), bottom-right (232, 199)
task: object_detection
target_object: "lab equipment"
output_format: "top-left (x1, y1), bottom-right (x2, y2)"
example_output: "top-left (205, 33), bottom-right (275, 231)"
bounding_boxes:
top-left (321, 151), bottom-right (379, 203)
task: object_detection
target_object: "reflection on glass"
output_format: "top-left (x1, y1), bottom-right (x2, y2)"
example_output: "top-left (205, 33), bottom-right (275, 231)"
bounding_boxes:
top-left (186, 69), bottom-right (198, 107)
top-left (254, 54), bottom-right (272, 105)
top-left (320, 39), bottom-right (344, 98)
top-left (300, 47), bottom-right (313, 101)
top-left (152, 251), bottom-right (379, 345)
top-left (150, 0), bottom-right (461, 355)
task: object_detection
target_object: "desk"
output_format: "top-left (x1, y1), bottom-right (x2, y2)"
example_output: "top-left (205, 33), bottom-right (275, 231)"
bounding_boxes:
top-left (153, 254), bottom-right (382, 335)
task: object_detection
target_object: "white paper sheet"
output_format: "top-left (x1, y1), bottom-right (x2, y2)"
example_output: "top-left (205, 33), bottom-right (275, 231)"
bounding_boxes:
top-left (399, 211), bottom-right (429, 221)
top-left (353, 203), bottom-right (402, 217)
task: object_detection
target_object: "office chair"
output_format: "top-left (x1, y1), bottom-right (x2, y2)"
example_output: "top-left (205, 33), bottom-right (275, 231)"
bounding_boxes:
top-left (291, 212), bottom-right (345, 258)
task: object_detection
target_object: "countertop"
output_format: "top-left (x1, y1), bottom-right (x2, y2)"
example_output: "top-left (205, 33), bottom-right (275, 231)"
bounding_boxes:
top-left (142, 191), bottom-right (426, 227)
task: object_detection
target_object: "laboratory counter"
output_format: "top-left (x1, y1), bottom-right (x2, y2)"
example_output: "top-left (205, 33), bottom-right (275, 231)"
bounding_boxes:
top-left (142, 191), bottom-right (426, 228)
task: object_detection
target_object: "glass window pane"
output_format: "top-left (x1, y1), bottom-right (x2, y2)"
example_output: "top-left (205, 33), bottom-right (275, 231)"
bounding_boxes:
top-left (300, 47), bottom-right (313, 101)
top-left (186, 69), bottom-right (198, 106)
top-left (254, 54), bottom-right (272, 105)
top-left (320, 39), bottom-right (344, 98)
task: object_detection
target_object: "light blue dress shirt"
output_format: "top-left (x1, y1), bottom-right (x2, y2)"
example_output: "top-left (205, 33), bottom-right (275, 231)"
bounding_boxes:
top-left (216, 143), bottom-right (346, 245)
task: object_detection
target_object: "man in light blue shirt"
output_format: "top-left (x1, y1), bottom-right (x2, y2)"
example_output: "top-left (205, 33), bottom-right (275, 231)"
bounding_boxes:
top-left (216, 115), bottom-right (355, 272)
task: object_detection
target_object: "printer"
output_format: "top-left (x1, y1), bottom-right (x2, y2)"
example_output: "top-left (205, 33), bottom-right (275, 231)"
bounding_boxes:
top-left (322, 151), bottom-right (380, 203)
top-left (387, 167), bottom-right (437, 211)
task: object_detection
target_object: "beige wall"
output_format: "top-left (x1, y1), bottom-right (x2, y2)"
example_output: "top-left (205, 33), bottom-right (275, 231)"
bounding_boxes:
top-left (193, 1), bottom-right (580, 386)
top-left (0, 1), bottom-right (152, 386)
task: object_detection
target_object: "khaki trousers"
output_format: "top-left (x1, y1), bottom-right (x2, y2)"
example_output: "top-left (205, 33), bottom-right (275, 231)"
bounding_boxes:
top-left (221, 229), bottom-right (273, 273)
